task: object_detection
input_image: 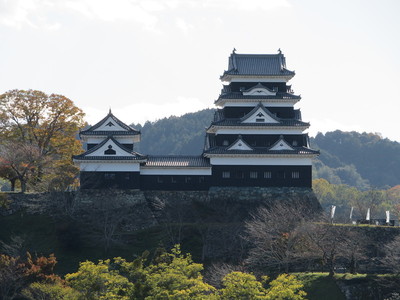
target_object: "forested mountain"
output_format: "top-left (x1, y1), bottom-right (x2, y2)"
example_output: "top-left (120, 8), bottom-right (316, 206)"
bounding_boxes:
top-left (131, 108), bottom-right (214, 155)
top-left (130, 109), bottom-right (400, 189)
top-left (311, 131), bottom-right (400, 189)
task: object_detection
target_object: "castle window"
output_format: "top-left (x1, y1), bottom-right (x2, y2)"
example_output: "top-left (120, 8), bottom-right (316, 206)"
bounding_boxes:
top-left (185, 176), bottom-right (192, 183)
top-left (256, 118), bottom-right (265, 122)
top-left (222, 171), bottom-right (230, 179)
top-left (171, 176), bottom-right (177, 183)
top-left (104, 173), bottom-right (116, 180)
top-left (157, 176), bottom-right (163, 183)
top-left (104, 145), bottom-right (116, 155)
top-left (124, 173), bottom-right (130, 180)
top-left (292, 171), bottom-right (300, 179)
top-left (292, 140), bottom-right (298, 146)
top-left (223, 140), bottom-right (229, 146)
top-left (250, 171), bottom-right (258, 179)
top-left (199, 176), bottom-right (205, 183)
top-left (264, 171), bottom-right (272, 179)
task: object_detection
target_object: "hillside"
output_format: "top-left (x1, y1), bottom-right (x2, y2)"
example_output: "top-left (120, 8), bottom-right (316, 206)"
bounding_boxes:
top-left (131, 109), bottom-right (400, 189)
top-left (311, 131), bottom-right (400, 189)
top-left (131, 108), bottom-right (214, 155)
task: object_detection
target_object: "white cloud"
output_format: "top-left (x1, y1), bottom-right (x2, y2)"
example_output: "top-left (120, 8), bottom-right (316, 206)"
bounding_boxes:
top-left (175, 17), bottom-right (193, 35)
top-left (0, 0), bottom-right (290, 31)
top-left (0, 0), bottom-right (38, 29)
top-left (199, 0), bottom-right (291, 11)
top-left (0, 0), bottom-right (160, 31)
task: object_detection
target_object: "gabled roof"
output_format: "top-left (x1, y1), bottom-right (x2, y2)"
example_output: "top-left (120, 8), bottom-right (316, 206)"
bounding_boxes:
top-left (240, 103), bottom-right (280, 124)
top-left (269, 136), bottom-right (295, 151)
top-left (203, 146), bottom-right (320, 156)
top-left (241, 83), bottom-right (276, 96)
top-left (220, 50), bottom-right (295, 79)
top-left (209, 103), bottom-right (309, 129)
top-left (73, 136), bottom-right (147, 161)
top-left (216, 92), bottom-right (300, 101)
top-left (227, 136), bottom-right (253, 151)
top-left (80, 110), bottom-right (140, 137)
top-left (144, 156), bottom-right (211, 168)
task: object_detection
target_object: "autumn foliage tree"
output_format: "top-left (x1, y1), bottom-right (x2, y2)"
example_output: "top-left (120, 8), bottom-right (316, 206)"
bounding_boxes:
top-left (0, 89), bottom-right (85, 192)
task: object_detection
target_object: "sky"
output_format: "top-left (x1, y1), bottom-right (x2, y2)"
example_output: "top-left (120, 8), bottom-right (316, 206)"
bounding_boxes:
top-left (1, 0), bottom-right (400, 142)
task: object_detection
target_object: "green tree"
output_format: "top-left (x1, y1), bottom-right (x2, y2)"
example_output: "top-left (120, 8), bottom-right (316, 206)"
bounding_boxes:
top-left (0, 89), bottom-right (85, 192)
top-left (141, 245), bottom-right (215, 299)
top-left (65, 260), bottom-right (133, 300)
top-left (22, 282), bottom-right (79, 300)
top-left (265, 274), bottom-right (306, 300)
top-left (219, 271), bottom-right (268, 299)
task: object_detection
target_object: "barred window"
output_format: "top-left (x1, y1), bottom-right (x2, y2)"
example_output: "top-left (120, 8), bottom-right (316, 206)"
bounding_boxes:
top-left (171, 176), bottom-right (177, 183)
top-left (185, 176), bottom-right (192, 183)
top-left (264, 171), bottom-right (272, 179)
top-left (222, 171), bottom-right (230, 178)
top-left (157, 176), bottom-right (163, 183)
top-left (292, 171), bottom-right (300, 179)
top-left (250, 171), bottom-right (258, 179)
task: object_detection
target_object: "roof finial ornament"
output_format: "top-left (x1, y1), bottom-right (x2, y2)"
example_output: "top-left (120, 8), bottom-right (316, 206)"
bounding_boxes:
top-left (278, 48), bottom-right (282, 54)
top-left (232, 48), bottom-right (236, 54)
top-left (109, 107), bottom-right (112, 114)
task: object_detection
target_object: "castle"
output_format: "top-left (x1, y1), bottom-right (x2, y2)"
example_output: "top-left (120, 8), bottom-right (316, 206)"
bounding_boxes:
top-left (73, 50), bottom-right (319, 190)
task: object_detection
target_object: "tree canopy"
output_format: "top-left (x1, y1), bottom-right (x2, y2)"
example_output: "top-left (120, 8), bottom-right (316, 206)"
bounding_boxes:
top-left (0, 89), bottom-right (85, 192)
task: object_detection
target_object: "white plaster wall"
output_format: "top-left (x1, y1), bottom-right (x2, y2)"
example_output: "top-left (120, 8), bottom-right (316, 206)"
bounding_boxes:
top-left (79, 162), bottom-right (141, 171)
top-left (210, 157), bottom-right (312, 166)
top-left (87, 140), bottom-right (132, 156)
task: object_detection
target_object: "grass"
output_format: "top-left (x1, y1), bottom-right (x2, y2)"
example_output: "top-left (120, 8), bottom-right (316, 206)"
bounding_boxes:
top-left (294, 273), bottom-right (346, 300)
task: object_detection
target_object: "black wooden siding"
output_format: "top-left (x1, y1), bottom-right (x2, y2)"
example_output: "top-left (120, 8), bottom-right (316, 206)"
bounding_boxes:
top-left (215, 134), bottom-right (307, 148)
top-left (79, 165), bottom-right (311, 190)
top-left (223, 106), bottom-right (295, 119)
top-left (229, 82), bottom-right (288, 92)
top-left (140, 175), bottom-right (210, 191)
top-left (211, 165), bottom-right (312, 188)
top-left (80, 171), bottom-right (140, 189)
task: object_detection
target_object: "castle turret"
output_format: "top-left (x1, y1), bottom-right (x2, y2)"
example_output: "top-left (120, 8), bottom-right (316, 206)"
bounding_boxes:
top-left (203, 50), bottom-right (319, 188)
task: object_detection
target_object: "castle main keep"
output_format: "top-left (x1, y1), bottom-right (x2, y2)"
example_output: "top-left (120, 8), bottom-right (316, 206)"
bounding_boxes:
top-left (73, 50), bottom-right (319, 190)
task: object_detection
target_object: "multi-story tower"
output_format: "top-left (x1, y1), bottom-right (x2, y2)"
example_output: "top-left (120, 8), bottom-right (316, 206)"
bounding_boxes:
top-left (73, 110), bottom-right (147, 189)
top-left (203, 50), bottom-right (319, 188)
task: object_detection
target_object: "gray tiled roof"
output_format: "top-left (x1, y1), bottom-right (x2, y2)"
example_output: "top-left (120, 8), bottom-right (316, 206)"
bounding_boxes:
top-left (145, 156), bottom-right (211, 167)
top-left (210, 118), bottom-right (309, 127)
top-left (217, 92), bottom-right (301, 101)
top-left (73, 137), bottom-right (147, 161)
top-left (80, 110), bottom-right (140, 136)
top-left (221, 52), bottom-right (295, 78)
top-left (204, 146), bottom-right (319, 155)
top-left (80, 131), bottom-right (140, 136)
